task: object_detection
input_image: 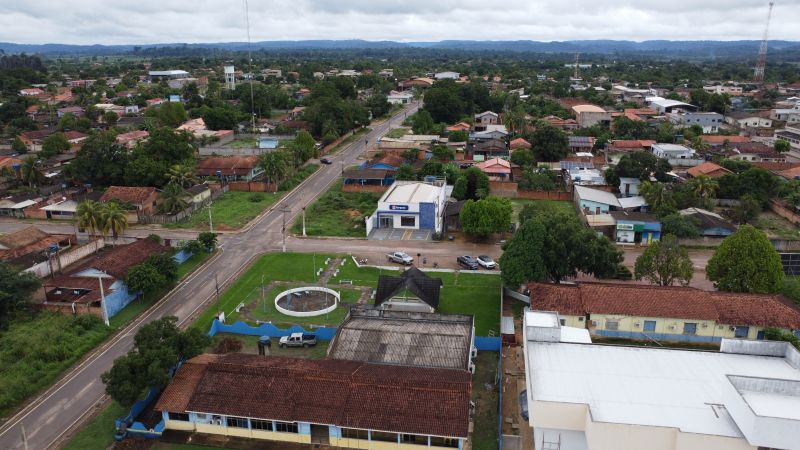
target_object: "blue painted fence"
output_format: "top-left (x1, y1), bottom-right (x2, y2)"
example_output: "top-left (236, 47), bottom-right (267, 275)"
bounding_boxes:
top-left (173, 249), bottom-right (193, 264)
top-left (475, 336), bottom-right (502, 351)
top-left (208, 320), bottom-right (338, 340)
top-left (115, 386), bottom-right (165, 437)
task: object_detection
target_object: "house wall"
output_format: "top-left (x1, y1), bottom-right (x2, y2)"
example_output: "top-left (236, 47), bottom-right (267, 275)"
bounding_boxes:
top-left (577, 199), bottom-right (611, 215)
top-left (330, 437), bottom-right (461, 450)
top-left (25, 238), bottom-right (104, 278)
top-left (588, 313), bottom-right (780, 342)
top-left (577, 111), bottom-right (612, 128)
top-left (191, 189), bottom-right (212, 204)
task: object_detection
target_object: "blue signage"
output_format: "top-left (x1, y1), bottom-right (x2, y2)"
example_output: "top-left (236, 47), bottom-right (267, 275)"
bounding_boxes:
top-left (389, 204), bottom-right (409, 211)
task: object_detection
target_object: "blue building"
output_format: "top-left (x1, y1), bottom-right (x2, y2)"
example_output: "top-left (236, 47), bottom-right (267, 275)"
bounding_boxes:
top-left (611, 211), bottom-right (661, 245)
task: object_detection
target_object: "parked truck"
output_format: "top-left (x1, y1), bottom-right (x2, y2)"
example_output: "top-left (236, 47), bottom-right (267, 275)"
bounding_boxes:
top-left (279, 333), bottom-right (317, 348)
top-left (386, 251), bottom-right (414, 265)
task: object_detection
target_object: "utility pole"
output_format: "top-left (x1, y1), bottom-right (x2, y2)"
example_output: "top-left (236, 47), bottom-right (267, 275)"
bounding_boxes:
top-left (21, 424), bottom-right (28, 450)
top-left (207, 202), bottom-right (213, 233)
top-left (302, 206), bottom-right (307, 237)
top-left (215, 274), bottom-right (221, 317)
top-left (98, 275), bottom-right (109, 326)
top-left (279, 204), bottom-right (291, 253)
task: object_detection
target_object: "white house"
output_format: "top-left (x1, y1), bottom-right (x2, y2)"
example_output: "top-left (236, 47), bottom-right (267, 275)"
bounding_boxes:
top-left (651, 143), bottom-right (703, 166)
top-left (365, 181), bottom-right (447, 236)
top-left (434, 71), bottom-right (460, 80)
top-left (386, 90), bottom-right (413, 105)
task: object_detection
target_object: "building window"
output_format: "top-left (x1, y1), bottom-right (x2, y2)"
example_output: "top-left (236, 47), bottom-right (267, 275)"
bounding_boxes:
top-left (559, 319), bottom-right (566, 326)
top-left (430, 437), bottom-right (459, 448)
top-left (251, 419), bottom-right (273, 431)
top-left (402, 434), bottom-right (428, 445)
top-left (371, 431), bottom-right (398, 442)
top-left (341, 428), bottom-right (368, 440)
top-left (683, 323), bottom-right (698, 335)
top-left (227, 416), bottom-right (248, 428)
top-left (400, 216), bottom-right (415, 227)
top-left (275, 422), bottom-right (298, 433)
top-left (606, 319), bottom-right (619, 331)
top-left (168, 412), bottom-right (189, 421)
top-left (735, 326), bottom-right (750, 338)
top-left (643, 320), bottom-right (656, 332)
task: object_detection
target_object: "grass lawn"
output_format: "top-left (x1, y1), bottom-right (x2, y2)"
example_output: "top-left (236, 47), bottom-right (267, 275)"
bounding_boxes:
top-left (228, 137), bottom-right (258, 148)
top-left (228, 285), bottom-right (361, 328)
top-left (61, 401), bottom-right (128, 450)
top-left (209, 333), bottom-right (330, 359)
top-left (328, 127), bottom-right (370, 155)
top-left (471, 352), bottom-right (499, 450)
top-left (166, 191), bottom-right (282, 230)
top-left (291, 180), bottom-right (381, 237)
top-left (511, 199), bottom-right (576, 224)
top-left (754, 211), bottom-right (800, 240)
top-left (385, 127), bottom-right (410, 139)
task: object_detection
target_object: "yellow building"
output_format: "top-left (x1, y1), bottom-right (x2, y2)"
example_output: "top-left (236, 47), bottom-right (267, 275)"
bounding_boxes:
top-left (529, 282), bottom-right (800, 344)
top-left (155, 353), bottom-right (470, 449)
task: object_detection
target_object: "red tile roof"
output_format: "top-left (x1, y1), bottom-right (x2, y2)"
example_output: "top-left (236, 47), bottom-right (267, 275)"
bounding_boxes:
top-left (155, 353), bottom-right (472, 438)
top-left (687, 162), bottom-right (731, 178)
top-left (100, 186), bottom-right (157, 205)
top-left (510, 138), bottom-right (531, 149)
top-left (528, 282), bottom-right (800, 329)
top-left (62, 131), bottom-right (88, 141)
top-left (196, 156), bottom-right (259, 176)
top-left (700, 135), bottom-right (751, 145)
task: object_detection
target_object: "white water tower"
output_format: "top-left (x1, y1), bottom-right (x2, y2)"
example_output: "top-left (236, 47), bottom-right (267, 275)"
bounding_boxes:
top-left (224, 65), bottom-right (236, 90)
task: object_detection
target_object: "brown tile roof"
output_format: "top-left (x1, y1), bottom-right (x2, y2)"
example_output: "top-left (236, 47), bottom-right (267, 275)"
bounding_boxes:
top-left (528, 282), bottom-right (800, 329)
top-left (100, 186), bottom-right (157, 205)
top-left (510, 138), bottom-right (531, 149)
top-left (731, 142), bottom-right (778, 155)
top-left (0, 226), bottom-right (73, 262)
top-left (752, 161), bottom-right (800, 172)
top-left (68, 239), bottom-right (167, 279)
top-left (687, 162), bottom-right (731, 178)
top-left (156, 353), bottom-right (472, 438)
top-left (62, 131), bottom-right (88, 141)
top-left (197, 156), bottom-right (259, 176)
top-left (699, 135), bottom-right (750, 145)
top-left (777, 166), bottom-right (800, 180)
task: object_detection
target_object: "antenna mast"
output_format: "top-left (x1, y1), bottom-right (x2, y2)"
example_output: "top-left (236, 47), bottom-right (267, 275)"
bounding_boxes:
top-left (243, 0), bottom-right (256, 131)
top-left (574, 53), bottom-right (580, 80)
top-left (753, 2), bottom-right (774, 84)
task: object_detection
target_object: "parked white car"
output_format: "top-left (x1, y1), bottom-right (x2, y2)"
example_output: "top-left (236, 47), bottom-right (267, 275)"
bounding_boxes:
top-left (477, 255), bottom-right (496, 269)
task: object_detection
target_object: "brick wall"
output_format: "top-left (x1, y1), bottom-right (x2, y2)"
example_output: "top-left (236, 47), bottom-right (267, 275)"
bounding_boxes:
top-left (770, 199), bottom-right (800, 225)
top-left (341, 184), bottom-right (388, 193)
top-left (227, 181), bottom-right (278, 192)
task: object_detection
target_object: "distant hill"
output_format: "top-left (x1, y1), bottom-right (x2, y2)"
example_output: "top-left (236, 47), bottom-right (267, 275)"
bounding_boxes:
top-left (1, 39), bottom-right (799, 57)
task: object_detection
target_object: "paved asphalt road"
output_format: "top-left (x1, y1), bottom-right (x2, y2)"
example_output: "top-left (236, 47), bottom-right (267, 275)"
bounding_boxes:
top-left (0, 104), bottom-right (425, 450)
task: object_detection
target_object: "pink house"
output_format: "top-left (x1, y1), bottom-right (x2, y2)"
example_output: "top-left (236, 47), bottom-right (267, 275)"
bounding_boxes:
top-left (476, 157), bottom-right (519, 181)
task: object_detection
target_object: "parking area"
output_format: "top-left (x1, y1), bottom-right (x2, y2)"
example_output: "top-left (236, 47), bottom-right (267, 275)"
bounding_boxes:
top-left (368, 228), bottom-right (432, 241)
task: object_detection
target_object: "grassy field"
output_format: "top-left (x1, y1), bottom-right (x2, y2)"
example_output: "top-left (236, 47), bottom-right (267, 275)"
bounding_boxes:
top-left (471, 352), bottom-right (500, 450)
top-left (210, 333), bottom-right (330, 359)
top-left (291, 180), bottom-right (381, 237)
top-left (754, 211), bottom-right (800, 240)
top-left (167, 191), bottom-right (282, 230)
top-left (385, 127), bottom-right (410, 138)
top-left (511, 199), bottom-right (576, 224)
top-left (61, 401), bottom-right (128, 450)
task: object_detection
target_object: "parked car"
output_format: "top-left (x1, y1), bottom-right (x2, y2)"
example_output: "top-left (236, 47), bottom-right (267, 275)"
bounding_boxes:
top-left (386, 252), bottom-right (414, 265)
top-left (279, 332), bottom-right (317, 348)
top-left (320, 157), bottom-right (332, 165)
top-left (457, 255), bottom-right (479, 270)
top-left (519, 390), bottom-right (529, 421)
top-left (477, 255), bottom-right (496, 269)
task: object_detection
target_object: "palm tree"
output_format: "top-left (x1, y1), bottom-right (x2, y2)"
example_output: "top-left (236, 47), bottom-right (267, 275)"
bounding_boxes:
top-left (158, 182), bottom-right (190, 215)
top-left (0, 165), bottom-right (14, 185)
top-left (76, 200), bottom-right (103, 238)
top-left (503, 105), bottom-right (527, 135)
top-left (100, 202), bottom-right (129, 243)
top-left (639, 181), bottom-right (675, 215)
top-left (20, 156), bottom-right (44, 188)
top-left (167, 163), bottom-right (198, 188)
top-left (258, 151), bottom-right (288, 186)
top-left (688, 174), bottom-right (719, 199)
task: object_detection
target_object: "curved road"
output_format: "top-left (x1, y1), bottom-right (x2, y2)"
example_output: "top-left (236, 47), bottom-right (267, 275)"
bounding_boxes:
top-left (0, 104), bottom-right (421, 450)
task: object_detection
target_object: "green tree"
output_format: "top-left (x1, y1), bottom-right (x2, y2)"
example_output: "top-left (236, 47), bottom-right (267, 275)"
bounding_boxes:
top-left (448, 130), bottom-right (468, 142)
top-left (660, 213), bottom-right (701, 238)
top-left (452, 176), bottom-right (467, 200)
top-left (731, 194), bottom-right (762, 224)
top-left (103, 111), bottom-right (118, 126)
top-left (411, 110), bottom-right (436, 135)
top-left (706, 225), bottom-right (783, 293)
top-left (101, 316), bottom-right (210, 407)
top-left (11, 136), bottom-right (27, 154)
top-left (459, 197), bottom-right (513, 238)
top-left (20, 156), bottom-right (43, 188)
top-left (775, 140), bottom-right (791, 153)
top-left (431, 144), bottom-right (454, 162)
top-left (76, 200), bottom-right (103, 237)
top-left (40, 132), bottom-right (70, 159)
top-left (198, 231), bottom-right (217, 251)
top-left (145, 102), bottom-right (187, 128)
top-left (498, 219), bottom-right (548, 288)
top-left (157, 182), bottom-right (189, 215)
top-left (144, 252), bottom-right (179, 283)
top-left (0, 261), bottom-right (41, 328)
top-left (687, 174), bottom-right (718, 200)
top-left (605, 152), bottom-right (672, 187)
top-left (125, 263), bottom-right (166, 296)
top-left (100, 202), bottom-right (129, 241)
top-left (167, 163), bottom-right (198, 188)
top-left (639, 181), bottom-right (676, 217)
top-left (367, 94), bottom-right (391, 118)
top-left (518, 167), bottom-right (557, 191)
top-left (258, 151), bottom-right (288, 186)
top-left (462, 167), bottom-right (490, 200)
top-left (510, 148), bottom-right (536, 168)
top-left (69, 132), bottom-right (128, 187)
top-left (503, 105), bottom-right (527, 135)
top-left (531, 122), bottom-right (569, 161)
top-left (634, 235), bottom-right (694, 286)
top-left (395, 163), bottom-right (416, 181)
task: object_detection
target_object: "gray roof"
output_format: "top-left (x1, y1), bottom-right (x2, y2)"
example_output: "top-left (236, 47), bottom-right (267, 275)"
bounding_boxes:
top-left (328, 306), bottom-right (474, 371)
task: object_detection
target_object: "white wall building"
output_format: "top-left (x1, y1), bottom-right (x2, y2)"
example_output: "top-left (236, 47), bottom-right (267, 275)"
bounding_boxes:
top-left (365, 181), bottom-right (447, 235)
top-left (522, 310), bottom-right (800, 450)
top-left (434, 71), bottom-right (460, 80)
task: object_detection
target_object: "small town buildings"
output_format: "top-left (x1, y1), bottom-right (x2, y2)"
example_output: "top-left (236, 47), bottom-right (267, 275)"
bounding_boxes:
top-left (186, 184), bottom-right (211, 204)
top-left (42, 239), bottom-right (168, 319)
top-left (115, 130), bottom-right (150, 149)
top-left (771, 105), bottom-right (800, 124)
top-left (466, 138), bottom-right (508, 161)
top-left (571, 105), bottom-right (612, 128)
top-left (669, 111), bottom-right (724, 133)
top-left (510, 138), bottom-right (531, 150)
top-left (475, 157), bottom-right (518, 181)
top-left (618, 177), bottom-right (640, 197)
top-left (726, 142), bottom-right (786, 163)
top-left (100, 186), bottom-right (159, 215)
top-left (574, 185), bottom-right (621, 216)
top-left (330, 306), bottom-right (475, 372)
top-left (387, 90), bottom-right (413, 104)
top-left (57, 106), bottom-right (85, 118)
top-left (19, 88), bottom-right (45, 97)
top-left (148, 70), bottom-right (190, 81)
top-left (373, 267), bottom-right (443, 314)
top-left (365, 180), bottom-right (447, 235)
top-left (646, 97), bottom-right (698, 114)
top-left (155, 353), bottom-right (471, 449)
top-left (473, 111), bottom-right (499, 130)
top-left (699, 135), bottom-right (751, 147)
top-left (650, 143), bottom-right (702, 166)
top-left (398, 78), bottom-right (434, 90)
top-left (529, 282), bottom-right (800, 342)
top-left (521, 309), bottom-right (800, 450)
top-left (565, 165), bottom-right (605, 187)
top-left (342, 168), bottom-right (395, 188)
top-left (542, 115), bottom-right (579, 130)
top-left (776, 125), bottom-right (800, 150)
top-left (568, 136), bottom-right (595, 153)
top-left (446, 122), bottom-right (471, 134)
top-left (679, 207), bottom-right (736, 237)
top-left (0, 193), bottom-right (41, 218)
top-left (196, 156), bottom-right (263, 182)
top-left (703, 84), bottom-right (744, 95)
top-left (19, 130), bottom-right (53, 152)
top-left (610, 210), bottom-right (661, 244)
top-left (686, 161), bottom-right (731, 179)
top-left (0, 226), bottom-right (74, 272)
top-left (725, 110), bottom-right (773, 129)
top-left (434, 71), bottom-right (460, 80)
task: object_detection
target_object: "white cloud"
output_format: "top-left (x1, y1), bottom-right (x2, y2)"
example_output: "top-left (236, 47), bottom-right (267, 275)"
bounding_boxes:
top-left (0, 0), bottom-right (797, 44)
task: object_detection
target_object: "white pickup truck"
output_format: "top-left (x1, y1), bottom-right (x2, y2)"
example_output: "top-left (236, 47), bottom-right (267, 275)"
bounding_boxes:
top-left (279, 333), bottom-right (317, 348)
top-left (386, 251), bottom-right (414, 265)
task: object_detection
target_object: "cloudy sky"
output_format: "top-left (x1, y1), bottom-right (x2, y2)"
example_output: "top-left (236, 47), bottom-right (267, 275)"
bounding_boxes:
top-left (0, 0), bottom-right (798, 45)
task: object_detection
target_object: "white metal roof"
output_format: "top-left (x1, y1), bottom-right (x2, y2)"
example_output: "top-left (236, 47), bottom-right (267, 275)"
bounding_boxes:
top-left (618, 196), bottom-right (647, 209)
top-left (381, 182), bottom-right (443, 204)
top-left (525, 340), bottom-right (800, 442)
top-left (148, 70), bottom-right (189, 76)
top-left (574, 185), bottom-right (620, 207)
top-left (41, 200), bottom-right (78, 213)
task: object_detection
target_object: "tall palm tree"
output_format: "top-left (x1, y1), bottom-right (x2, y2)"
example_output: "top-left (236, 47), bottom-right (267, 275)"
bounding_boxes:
top-left (639, 181), bottom-right (675, 214)
top-left (100, 202), bottom-right (129, 243)
top-left (258, 151), bottom-right (288, 186)
top-left (688, 174), bottom-right (719, 199)
top-left (503, 105), bottom-right (527, 135)
top-left (158, 182), bottom-right (190, 215)
top-left (76, 200), bottom-right (103, 238)
top-left (20, 156), bottom-right (44, 188)
top-left (0, 165), bottom-right (14, 185)
top-left (167, 163), bottom-right (198, 188)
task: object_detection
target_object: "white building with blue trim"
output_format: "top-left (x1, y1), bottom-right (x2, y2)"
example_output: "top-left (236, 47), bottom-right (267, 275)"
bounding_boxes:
top-left (366, 181), bottom-right (448, 236)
